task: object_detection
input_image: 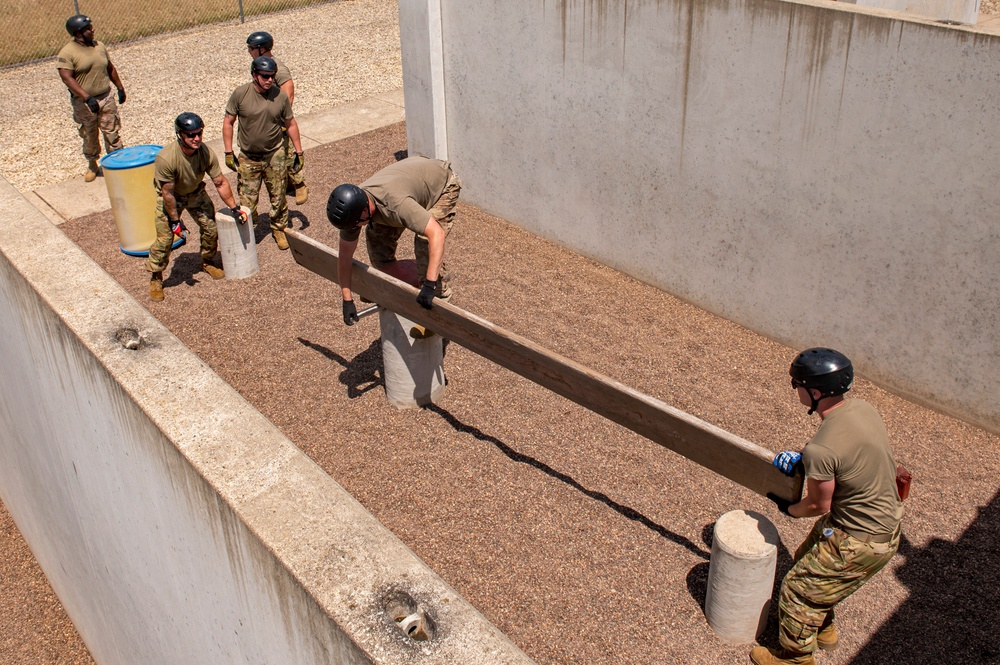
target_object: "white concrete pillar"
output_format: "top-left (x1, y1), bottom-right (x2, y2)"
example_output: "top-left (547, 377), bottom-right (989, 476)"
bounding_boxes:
top-left (704, 510), bottom-right (780, 644)
top-left (379, 309), bottom-right (445, 408)
top-left (398, 0), bottom-right (448, 159)
top-left (215, 206), bottom-right (258, 279)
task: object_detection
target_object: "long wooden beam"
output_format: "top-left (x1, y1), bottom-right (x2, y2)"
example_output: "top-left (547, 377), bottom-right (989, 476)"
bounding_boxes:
top-left (286, 229), bottom-right (803, 502)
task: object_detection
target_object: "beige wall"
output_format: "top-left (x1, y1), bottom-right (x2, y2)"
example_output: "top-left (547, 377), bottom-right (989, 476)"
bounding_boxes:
top-left (401, 0), bottom-right (1000, 434)
top-left (0, 176), bottom-right (535, 665)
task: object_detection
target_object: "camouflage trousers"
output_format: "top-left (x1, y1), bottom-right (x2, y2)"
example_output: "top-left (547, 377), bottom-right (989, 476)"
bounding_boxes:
top-left (147, 186), bottom-right (218, 273)
top-left (237, 149), bottom-right (287, 231)
top-left (366, 170), bottom-right (461, 301)
top-left (778, 513), bottom-right (900, 654)
top-left (280, 129), bottom-right (304, 188)
top-left (70, 91), bottom-right (122, 161)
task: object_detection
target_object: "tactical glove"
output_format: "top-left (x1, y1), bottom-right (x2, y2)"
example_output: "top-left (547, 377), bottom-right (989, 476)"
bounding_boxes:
top-left (234, 208), bottom-right (248, 224)
top-left (766, 493), bottom-right (793, 516)
top-left (773, 451), bottom-right (803, 477)
top-left (290, 152), bottom-right (304, 174)
top-left (84, 96), bottom-right (100, 114)
top-left (343, 300), bottom-right (359, 326)
top-left (117, 88), bottom-right (126, 104)
top-left (168, 218), bottom-right (187, 237)
top-left (225, 152), bottom-right (239, 172)
top-left (416, 279), bottom-right (438, 309)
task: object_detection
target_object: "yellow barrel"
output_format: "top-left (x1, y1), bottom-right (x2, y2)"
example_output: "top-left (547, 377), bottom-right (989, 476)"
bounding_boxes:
top-left (101, 145), bottom-right (163, 256)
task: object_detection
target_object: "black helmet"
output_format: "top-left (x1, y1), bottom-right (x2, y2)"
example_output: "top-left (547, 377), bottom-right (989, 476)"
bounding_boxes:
top-left (327, 184), bottom-right (369, 229)
top-left (174, 112), bottom-right (204, 134)
top-left (246, 31), bottom-right (273, 50)
top-left (66, 14), bottom-right (92, 36)
top-left (790, 348), bottom-right (854, 414)
top-left (251, 56), bottom-right (277, 76)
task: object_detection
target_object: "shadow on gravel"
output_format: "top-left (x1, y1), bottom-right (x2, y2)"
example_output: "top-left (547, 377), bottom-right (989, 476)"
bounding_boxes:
top-left (851, 487), bottom-right (1000, 664)
top-left (297, 337), bottom-right (383, 398)
top-left (163, 251), bottom-right (204, 288)
top-left (425, 403), bottom-right (711, 559)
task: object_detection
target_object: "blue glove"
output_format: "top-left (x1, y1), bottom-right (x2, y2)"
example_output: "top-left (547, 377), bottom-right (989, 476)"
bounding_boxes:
top-left (773, 451), bottom-right (802, 476)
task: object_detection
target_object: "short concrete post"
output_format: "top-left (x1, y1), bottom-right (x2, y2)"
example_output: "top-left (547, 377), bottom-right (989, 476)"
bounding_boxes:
top-left (379, 309), bottom-right (445, 408)
top-left (704, 510), bottom-right (780, 643)
top-left (215, 206), bottom-right (258, 279)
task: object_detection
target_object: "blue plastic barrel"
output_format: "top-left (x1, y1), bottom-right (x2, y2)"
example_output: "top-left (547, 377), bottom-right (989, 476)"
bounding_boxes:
top-left (101, 145), bottom-right (183, 257)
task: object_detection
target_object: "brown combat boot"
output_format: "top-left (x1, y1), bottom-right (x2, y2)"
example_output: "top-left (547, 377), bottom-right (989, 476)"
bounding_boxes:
top-left (816, 623), bottom-right (838, 651)
top-left (201, 261), bottom-right (225, 280)
top-left (272, 229), bottom-right (289, 250)
top-left (84, 159), bottom-right (99, 182)
top-left (149, 272), bottom-right (164, 301)
top-left (294, 184), bottom-right (308, 205)
top-left (749, 646), bottom-right (815, 665)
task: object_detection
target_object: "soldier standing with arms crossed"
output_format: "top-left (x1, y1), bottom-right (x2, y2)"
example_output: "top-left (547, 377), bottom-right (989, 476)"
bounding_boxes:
top-left (246, 31), bottom-right (307, 204)
top-left (755, 348), bottom-right (904, 665)
top-left (147, 113), bottom-right (246, 302)
top-left (56, 15), bottom-right (126, 182)
top-left (223, 56), bottom-right (304, 251)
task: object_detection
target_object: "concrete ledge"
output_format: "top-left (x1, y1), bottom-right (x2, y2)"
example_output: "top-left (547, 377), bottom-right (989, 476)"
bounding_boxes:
top-left (0, 172), bottom-right (534, 663)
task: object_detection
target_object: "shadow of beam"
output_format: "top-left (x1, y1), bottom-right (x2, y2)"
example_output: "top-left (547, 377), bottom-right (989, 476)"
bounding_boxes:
top-left (426, 403), bottom-right (710, 560)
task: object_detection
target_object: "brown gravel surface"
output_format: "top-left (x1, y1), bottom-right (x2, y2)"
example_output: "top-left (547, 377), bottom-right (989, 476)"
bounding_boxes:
top-left (22, 121), bottom-right (994, 664)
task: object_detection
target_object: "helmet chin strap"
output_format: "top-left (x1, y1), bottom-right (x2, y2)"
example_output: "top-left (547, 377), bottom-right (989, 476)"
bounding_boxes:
top-left (807, 389), bottom-right (821, 416)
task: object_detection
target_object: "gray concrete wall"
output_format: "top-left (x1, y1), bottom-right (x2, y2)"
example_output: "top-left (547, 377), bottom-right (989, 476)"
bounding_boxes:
top-left (401, 0), bottom-right (1000, 434)
top-left (0, 175), bottom-right (534, 664)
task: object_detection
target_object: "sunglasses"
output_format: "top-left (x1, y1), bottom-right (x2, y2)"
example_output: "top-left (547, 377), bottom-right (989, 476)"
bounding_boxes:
top-left (256, 72), bottom-right (276, 80)
top-left (181, 130), bottom-right (203, 138)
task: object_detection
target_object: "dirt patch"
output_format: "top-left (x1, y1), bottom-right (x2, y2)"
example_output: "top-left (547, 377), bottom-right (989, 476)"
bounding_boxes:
top-left (23, 121), bottom-right (995, 664)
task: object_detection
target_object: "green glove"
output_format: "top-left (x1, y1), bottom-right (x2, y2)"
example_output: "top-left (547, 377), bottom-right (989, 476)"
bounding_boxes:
top-left (290, 152), bottom-right (304, 175)
top-left (225, 152), bottom-right (239, 172)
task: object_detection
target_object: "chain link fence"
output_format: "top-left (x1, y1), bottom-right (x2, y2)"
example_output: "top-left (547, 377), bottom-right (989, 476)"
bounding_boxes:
top-left (4, 0), bottom-right (334, 68)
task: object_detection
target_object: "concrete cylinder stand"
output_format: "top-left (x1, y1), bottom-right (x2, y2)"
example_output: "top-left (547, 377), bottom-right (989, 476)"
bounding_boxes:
top-left (704, 509), bottom-right (780, 643)
top-left (380, 309), bottom-right (445, 408)
top-left (216, 206), bottom-right (258, 279)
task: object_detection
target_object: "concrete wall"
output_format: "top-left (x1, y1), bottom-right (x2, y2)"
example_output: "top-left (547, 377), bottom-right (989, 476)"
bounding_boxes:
top-left (400, 0), bottom-right (1000, 434)
top-left (0, 175), bottom-right (534, 664)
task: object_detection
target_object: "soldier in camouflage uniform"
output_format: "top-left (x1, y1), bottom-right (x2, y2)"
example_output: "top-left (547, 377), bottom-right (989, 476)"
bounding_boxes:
top-left (758, 348), bottom-right (903, 665)
top-left (222, 56), bottom-right (304, 250)
top-left (325, 157), bottom-right (461, 324)
top-left (246, 31), bottom-right (307, 204)
top-left (56, 15), bottom-right (126, 182)
top-left (147, 113), bottom-right (246, 302)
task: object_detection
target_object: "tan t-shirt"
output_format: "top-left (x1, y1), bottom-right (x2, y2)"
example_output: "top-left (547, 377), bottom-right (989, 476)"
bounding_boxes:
top-left (270, 55), bottom-right (292, 89)
top-left (55, 40), bottom-right (112, 96)
top-left (803, 399), bottom-right (903, 536)
top-left (340, 157), bottom-right (452, 242)
top-left (153, 141), bottom-right (222, 196)
top-left (225, 82), bottom-right (292, 154)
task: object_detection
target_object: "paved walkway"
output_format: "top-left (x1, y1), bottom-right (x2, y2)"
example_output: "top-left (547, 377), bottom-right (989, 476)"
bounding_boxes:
top-left (25, 89), bottom-right (405, 225)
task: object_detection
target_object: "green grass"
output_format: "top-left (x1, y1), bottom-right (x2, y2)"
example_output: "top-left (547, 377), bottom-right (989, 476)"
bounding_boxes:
top-left (3, 0), bottom-right (335, 68)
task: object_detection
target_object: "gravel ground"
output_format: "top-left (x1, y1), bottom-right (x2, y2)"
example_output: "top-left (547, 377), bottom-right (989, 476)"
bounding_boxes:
top-left (36, 121), bottom-right (1000, 664)
top-left (3, 2), bottom-right (1000, 663)
top-left (0, 0), bottom-right (401, 193)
